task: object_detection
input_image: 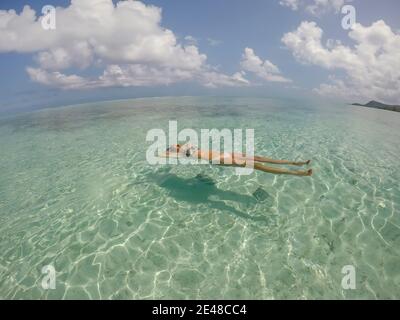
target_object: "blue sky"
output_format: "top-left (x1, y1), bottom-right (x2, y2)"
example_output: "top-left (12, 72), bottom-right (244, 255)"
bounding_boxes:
top-left (1, 0), bottom-right (399, 114)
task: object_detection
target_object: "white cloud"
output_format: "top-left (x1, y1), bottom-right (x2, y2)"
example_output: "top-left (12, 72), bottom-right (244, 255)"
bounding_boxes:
top-left (0, 0), bottom-right (248, 89)
top-left (26, 64), bottom-right (249, 90)
top-left (99, 64), bottom-right (192, 87)
top-left (24, 65), bottom-right (248, 90)
top-left (184, 35), bottom-right (198, 46)
top-left (200, 71), bottom-right (249, 88)
top-left (279, 0), bottom-right (300, 11)
top-left (279, 0), bottom-right (351, 16)
top-left (34, 42), bottom-right (94, 70)
top-left (282, 20), bottom-right (400, 103)
top-left (99, 64), bottom-right (249, 88)
top-left (306, 0), bottom-right (347, 15)
top-left (26, 67), bottom-right (90, 89)
top-left (240, 48), bottom-right (291, 83)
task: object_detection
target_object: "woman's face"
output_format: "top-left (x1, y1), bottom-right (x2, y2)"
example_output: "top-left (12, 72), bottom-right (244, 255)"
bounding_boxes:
top-left (168, 144), bottom-right (180, 152)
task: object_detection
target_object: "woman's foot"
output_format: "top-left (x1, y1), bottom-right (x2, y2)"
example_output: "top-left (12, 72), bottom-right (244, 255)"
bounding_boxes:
top-left (296, 168), bottom-right (313, 176)
top-left (293, 160), bottom-right (311, 166)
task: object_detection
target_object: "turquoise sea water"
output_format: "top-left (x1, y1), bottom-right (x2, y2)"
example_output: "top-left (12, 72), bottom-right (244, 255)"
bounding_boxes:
top-left (0, 96), bottom-right (399, 299)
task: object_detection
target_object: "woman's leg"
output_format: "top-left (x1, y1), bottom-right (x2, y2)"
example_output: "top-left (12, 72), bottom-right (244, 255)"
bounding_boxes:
top-left (253, 162), bottom-right (312, 176)
top-left (249, 155), bottom-right (310, 166)
top-left (223, 159), bottom-right (312, 176)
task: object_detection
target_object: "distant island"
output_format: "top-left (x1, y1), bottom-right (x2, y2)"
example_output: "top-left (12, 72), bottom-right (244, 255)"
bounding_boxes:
top-left (351, 100), bottom-right (400, 112)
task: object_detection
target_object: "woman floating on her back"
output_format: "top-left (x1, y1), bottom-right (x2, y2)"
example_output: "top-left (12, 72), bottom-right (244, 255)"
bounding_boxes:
top-left (161, 143), bottom-right (312, 176)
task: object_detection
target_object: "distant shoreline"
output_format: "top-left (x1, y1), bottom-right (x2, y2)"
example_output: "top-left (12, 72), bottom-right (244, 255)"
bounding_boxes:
top-left (351, 100), bottom-right (400, 112)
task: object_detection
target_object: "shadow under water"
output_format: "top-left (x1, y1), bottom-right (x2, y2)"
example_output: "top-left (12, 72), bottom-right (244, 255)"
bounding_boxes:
top-left (155, 172), bottom-right (272, 225)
